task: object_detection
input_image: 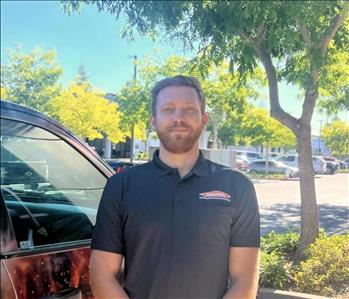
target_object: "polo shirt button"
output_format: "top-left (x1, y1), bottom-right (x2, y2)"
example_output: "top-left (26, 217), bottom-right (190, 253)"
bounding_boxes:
top-left (177, 197), bottom-right (180, 201)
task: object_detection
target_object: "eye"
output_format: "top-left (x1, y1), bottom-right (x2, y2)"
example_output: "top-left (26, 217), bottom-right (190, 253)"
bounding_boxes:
top-left (185, 106), bottom-right (197, 113)
top-left (162, 106), bottom-right (174, 113)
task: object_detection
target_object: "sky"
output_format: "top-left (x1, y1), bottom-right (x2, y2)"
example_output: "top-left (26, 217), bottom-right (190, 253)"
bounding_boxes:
top-left (1, 0), bottom-right (347, 135)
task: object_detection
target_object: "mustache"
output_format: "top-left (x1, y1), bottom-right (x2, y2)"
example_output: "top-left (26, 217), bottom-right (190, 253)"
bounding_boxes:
top-left (170, 122), bottom-right (191, 129)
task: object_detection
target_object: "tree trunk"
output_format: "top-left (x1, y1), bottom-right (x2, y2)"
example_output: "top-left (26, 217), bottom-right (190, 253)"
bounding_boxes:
top-left (103, 137), bottom-right (112, 159)
top-left (130, 124), bottom-right (134, 163)
top-left (297, 125), bottom-right (319, 256)
top-left (213, 124), bottom-right (218, 149)
top-left (144, 127), bottom-right (150, 158)
top-left (255, 42), bottom-right (319, 257)
top-left (265, 145), bottom-right (269, 175)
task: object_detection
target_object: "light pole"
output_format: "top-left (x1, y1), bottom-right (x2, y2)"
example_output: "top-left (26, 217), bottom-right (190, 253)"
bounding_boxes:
top-left (128, 55), bottom-right (137, 163)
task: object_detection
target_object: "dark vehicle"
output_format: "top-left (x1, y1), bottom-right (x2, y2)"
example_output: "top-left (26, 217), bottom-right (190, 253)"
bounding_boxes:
top-left (336, 159), bottom-right (348, 170)
top-left (105, 159), bottom-right (134, 173)
top-left (0, 100), bottom-right (114, 299)
top-left (246, 159), bottom-right (299, 178)
top-left (322, 156), bottom-right (339, 174)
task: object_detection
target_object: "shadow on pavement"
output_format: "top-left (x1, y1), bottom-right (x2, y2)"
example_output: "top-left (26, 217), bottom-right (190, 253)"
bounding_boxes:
top-left (260, 203), bottom-right (349, 236)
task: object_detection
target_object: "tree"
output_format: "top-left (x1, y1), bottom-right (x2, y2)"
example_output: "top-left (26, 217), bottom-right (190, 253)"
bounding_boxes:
top-left (321, 120), bottom-right (349, 156)
top-left (75, 64), bottom-right (90, 85)
top-left (50, 82), bottom-right (124, 143)
top-left (202, 62), bottom-right (264, 148)
top-left (63, 0), bottom-right (349, 255)
top-left (242, 107), bottom-right (296, 173)
top-left (116, 82), bottom-right (149, 142)
top-left (1, 47), bottom-right (63, 113)
top-left (317, 49), bottom-right (349, 116)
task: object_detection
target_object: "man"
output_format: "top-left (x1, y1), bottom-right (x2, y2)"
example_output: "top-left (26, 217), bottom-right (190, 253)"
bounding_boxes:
top-left (90, 75), bottom-right (260, 299)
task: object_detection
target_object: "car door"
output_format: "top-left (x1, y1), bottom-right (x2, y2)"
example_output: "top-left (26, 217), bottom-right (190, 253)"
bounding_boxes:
top-left (0, 117), bottom-right (111, 299)
top-left (266, 161), bottom-right (276, 174)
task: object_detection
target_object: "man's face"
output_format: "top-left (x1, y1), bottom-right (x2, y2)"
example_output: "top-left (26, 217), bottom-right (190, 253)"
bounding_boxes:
top-left (151, 85), bottom-right (208, 154)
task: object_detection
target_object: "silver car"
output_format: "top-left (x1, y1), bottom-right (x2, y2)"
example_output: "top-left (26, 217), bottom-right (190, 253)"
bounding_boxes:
top-left (246, 160), bottom-right (299, 178)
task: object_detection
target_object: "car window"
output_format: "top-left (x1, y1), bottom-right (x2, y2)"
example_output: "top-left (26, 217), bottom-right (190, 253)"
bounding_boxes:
top-left (282, 156), bottom-right (295, 162)
top-left (247, 153), bottom-right (262, 159)
top-left (0, 119), bottom-right (107, 250)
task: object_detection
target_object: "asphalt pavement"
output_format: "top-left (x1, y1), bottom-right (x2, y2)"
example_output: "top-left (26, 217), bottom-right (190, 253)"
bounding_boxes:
top-left (253, 173), bottom-right (349, 235)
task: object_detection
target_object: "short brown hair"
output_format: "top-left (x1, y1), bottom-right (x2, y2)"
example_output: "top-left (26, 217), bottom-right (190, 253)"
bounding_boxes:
top-left (151, 75), bottom-right (206, 115)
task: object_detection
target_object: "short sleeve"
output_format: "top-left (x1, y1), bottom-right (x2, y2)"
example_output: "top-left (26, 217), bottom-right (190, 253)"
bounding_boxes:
top-left (230, 174), bottom-right (260, 247)
top-left (91, 174), bottom-right (125, 254)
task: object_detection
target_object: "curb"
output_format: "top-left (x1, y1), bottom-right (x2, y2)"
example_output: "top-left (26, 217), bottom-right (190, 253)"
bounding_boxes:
top-left (258, 288), bottom-right (332, 299)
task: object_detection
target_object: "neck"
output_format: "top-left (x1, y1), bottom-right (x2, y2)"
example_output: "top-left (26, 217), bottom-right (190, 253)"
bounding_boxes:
top-left (158, 144), bottom-right (200, 177)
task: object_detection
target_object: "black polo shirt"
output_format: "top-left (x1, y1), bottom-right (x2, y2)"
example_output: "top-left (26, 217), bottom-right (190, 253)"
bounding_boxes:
top-left (91, 150), bottom-right (260, 299)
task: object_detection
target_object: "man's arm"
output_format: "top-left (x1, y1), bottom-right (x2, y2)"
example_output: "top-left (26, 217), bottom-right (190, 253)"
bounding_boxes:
top-left (90, 250), bottom-right (129, 299)
top-left (222, 247), bottom-right (260, 299)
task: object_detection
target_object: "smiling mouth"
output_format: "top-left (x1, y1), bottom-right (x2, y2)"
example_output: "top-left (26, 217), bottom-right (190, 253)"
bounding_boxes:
top-left (170, 128), bottom-right (190, 132)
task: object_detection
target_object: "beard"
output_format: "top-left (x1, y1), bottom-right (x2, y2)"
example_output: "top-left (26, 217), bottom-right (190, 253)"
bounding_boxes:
top-left (155, 121), bottom-right (204, 154)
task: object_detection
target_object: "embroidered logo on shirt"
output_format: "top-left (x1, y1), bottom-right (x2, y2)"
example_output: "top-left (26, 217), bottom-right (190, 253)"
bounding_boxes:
top-left (199, 191), bottom-right (231, 202)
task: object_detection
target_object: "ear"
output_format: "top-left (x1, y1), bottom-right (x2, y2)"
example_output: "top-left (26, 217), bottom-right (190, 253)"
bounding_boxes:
top-left (150, 115), bottom-right (156, 130)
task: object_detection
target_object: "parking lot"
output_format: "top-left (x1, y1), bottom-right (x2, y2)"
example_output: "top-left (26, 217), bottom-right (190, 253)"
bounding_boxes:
top-left (254, 173), bottom-right (349, 235)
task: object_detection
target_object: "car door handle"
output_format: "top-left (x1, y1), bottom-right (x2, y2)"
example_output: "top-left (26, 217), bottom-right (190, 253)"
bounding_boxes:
top-left (39, 288), bottom-right (82, 299)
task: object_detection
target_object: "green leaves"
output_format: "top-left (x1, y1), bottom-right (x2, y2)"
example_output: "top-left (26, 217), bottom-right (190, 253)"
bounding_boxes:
top-left (116, 82), bottom-right (150, 141)
top-left (50, 83), bottom-right (124, 143)
top-left (321, 120), bottom-right (349, 156)
top-left (239, 107), bottom-right (296, 148)
top-left (1, 47), bottom-right (63, 113)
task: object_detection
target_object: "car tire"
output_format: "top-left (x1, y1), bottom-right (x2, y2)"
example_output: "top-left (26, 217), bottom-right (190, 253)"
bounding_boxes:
top-left (249, 170), bottom-right (258, 175)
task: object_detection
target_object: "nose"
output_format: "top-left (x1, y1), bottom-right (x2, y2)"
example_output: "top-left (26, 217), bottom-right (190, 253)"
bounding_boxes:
top-left (172, 108), bottom-right (186, 121)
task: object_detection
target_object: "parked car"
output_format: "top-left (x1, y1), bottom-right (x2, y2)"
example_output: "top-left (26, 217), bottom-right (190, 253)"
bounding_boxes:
top-left (276, 154), bottom-right (326, 174)
top-left (246, 159), bottom-right (299, 178)
top-left (236, 151), bottom-right (263, 161)
top-left (343, 158), bottom-right (349, 168)
top-left (235, 156), bottom-right (250, 172)
top-left (321, 156), bottom-right (339, 174)
top-left (105, 159), bottom-right (134, 173)
top-left (336, 159), bottom-right (348, 170)
top-left (269, 152), bottom-right (282, 159)
top-left (0, 100), bottom-right (114, 299)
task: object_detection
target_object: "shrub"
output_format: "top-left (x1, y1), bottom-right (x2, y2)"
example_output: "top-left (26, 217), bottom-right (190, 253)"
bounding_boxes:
top-left (294, 234), bottom-right (349, 296)
top-left (261, 230), bottom-right (299, 257)
top-left (259, 251), bottom-right (293, 289)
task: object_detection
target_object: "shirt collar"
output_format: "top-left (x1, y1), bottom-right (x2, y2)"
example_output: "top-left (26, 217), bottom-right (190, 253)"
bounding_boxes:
top-left (152, 149), bottom-right (208, 177)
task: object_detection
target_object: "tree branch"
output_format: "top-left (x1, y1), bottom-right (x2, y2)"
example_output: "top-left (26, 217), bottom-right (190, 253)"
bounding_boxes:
top-left (298, 24), bottom-right (313, 48)
top-left (239, 32), bottom-right (253, 44)
top-left (256, 21), bottom-right (265, 41)
top-left (301, 5), bottom-right (348, 123)
top-left (240, 23), bottom-right (300, 134)
top-left (300, 65), bottom-right (320, 124)
top-left (253, 42), bottom-right (300, 135)
top-left (240, 21), bottom-right (265, 43)
top-left (318, 5), bottom-right (349, 56)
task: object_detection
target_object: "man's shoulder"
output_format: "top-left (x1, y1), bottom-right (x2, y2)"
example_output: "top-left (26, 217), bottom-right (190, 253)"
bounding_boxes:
top-left (107, 161), bottom-right (153, 181)
top-left (123, 160), bottom-right (154, 175)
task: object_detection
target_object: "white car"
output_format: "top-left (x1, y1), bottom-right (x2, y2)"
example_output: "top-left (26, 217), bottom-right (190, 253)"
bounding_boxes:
top-left (236, 151), bottom-right (263, 161)
top-left (276, 154), bottom-right (326, 174)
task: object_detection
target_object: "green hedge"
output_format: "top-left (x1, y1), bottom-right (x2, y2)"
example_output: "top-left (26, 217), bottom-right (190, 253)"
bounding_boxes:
top-left (260, 231), bottom-right (349, 297)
